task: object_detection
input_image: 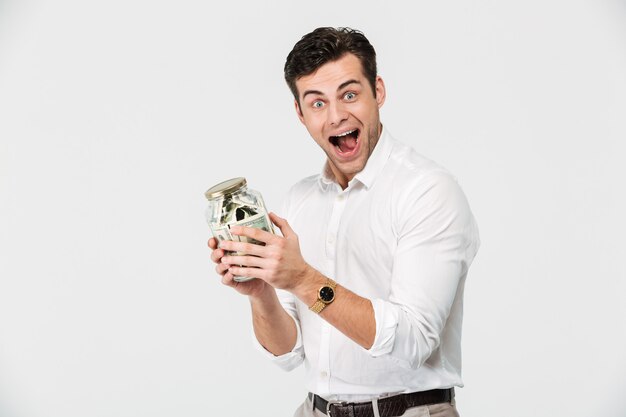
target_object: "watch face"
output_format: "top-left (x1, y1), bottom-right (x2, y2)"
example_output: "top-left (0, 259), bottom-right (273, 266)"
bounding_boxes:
top-left (319, 286), bottom-right (335, 303)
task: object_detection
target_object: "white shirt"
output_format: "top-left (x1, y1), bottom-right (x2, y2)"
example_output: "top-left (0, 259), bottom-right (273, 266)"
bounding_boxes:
top-left (255, 128), bottom-right (480, 402)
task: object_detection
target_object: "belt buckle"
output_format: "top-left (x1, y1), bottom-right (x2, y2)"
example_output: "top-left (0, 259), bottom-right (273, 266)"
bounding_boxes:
top-left (326, 399), bottom-right (347, 417)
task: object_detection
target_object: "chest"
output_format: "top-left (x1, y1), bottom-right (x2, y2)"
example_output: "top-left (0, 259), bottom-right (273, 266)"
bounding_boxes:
top-left (290, 184), bottom-right (398, 283)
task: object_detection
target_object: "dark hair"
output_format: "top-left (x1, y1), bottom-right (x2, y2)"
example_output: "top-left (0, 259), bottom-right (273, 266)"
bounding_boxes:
top-left (284, 27), bottom-right (377, 102)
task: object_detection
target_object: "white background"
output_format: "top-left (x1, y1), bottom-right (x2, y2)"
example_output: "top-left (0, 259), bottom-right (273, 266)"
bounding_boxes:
top-left (1, 1), bottom-right (625, 416)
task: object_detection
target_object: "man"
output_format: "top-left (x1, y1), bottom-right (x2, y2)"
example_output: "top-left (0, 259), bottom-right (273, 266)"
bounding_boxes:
top-left (208, 27), bottom-right (479, 417)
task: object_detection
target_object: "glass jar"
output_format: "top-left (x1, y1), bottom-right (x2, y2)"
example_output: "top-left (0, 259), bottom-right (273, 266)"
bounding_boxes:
top-left (204, 177), bottom-right (275, 282)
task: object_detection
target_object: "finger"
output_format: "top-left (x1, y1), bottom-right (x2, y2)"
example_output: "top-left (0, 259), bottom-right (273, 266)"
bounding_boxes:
top-left (210, 248), bottom-right (226, 264)
top-left (221, 270), bottom-right (238, 287)
top-left (269, 212), bottom-right (295, 238)
top-left (208, 237), bottom-right (218, 249)
top-left (228, 265), bottom-right (264, 281)
top-left (219, 239), bottom-right (266, 257)
top-left (229, 225), bottom-right (276, 245)
top-left (222, 254), bottom-right (266, 269)
top-left (215, 262), bottom-right (230, 276)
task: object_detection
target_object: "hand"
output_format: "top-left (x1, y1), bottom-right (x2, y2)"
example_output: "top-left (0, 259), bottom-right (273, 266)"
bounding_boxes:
top-left (208, 236), bottom-right (270, 298)
top-left (219, 213), bottom-right (315, 292)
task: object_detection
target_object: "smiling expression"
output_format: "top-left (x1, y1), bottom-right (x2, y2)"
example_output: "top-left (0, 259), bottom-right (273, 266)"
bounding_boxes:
top-left (294, 53), bottom-right (386, 189)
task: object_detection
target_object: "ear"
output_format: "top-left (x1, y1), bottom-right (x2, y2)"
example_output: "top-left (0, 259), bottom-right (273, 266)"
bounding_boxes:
top-left (294, 99), bottom-right (305, 124)
top-left (374, 76), bottom-right (386, 108)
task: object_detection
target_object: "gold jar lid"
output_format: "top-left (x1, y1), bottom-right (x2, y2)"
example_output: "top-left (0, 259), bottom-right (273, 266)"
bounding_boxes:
top-left (204, 177), bottom-right (247, 200)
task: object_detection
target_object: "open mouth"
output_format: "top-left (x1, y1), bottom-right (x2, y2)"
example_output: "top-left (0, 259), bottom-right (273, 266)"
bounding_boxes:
top-left (329, 129), bottom-right (360, 154)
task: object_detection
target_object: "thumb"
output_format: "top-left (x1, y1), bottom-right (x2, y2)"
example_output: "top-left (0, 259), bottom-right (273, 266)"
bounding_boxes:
top-left (269, 212), bottom-right (295, 238)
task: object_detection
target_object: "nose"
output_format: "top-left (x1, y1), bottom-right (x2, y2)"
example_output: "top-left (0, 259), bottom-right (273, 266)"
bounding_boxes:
top-left (327, 101), bottom-right (348, 126)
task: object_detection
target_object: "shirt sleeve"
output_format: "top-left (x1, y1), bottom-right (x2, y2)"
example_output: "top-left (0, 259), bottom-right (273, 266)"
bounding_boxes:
top-left (251, 289), bottom-right (305, 371)
top-left (366, 172), bottom-right (480, 368)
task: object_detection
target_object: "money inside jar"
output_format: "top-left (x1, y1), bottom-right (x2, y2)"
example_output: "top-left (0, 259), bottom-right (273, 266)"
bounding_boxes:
top-left (204, 177), bottom-right (275, 281)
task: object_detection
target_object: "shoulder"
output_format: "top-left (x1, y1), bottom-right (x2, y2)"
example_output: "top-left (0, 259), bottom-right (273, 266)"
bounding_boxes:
top-left (280, 174), bottom-right (322, 219)
top-left (285, 174), bottom-right (320, 201)
top-left (381, 136), bottom-right (474, 227)
top-left (385, 138), bottom-right (459, 196)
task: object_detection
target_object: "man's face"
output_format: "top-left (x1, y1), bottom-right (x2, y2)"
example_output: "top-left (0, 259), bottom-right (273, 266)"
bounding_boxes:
top-left (294, 53), bottom-right (386, 188)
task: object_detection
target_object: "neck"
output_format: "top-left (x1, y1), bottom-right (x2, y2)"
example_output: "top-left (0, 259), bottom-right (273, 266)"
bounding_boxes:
top-left (328, 164), bottom-right (351, 190)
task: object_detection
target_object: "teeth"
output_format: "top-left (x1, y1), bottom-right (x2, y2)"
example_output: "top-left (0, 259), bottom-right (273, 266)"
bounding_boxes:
top-left (335, 129), bottom-right (356, 137)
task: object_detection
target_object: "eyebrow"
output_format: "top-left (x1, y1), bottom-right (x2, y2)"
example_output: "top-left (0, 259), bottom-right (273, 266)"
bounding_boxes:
top-left (301, 79), bottom-right (362, 100)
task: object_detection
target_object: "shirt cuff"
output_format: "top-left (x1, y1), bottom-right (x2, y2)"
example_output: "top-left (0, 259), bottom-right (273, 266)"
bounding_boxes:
top-left (366, 298), bottom-right (400, 357)
top-left (251, 310), bottom-right (304, 371)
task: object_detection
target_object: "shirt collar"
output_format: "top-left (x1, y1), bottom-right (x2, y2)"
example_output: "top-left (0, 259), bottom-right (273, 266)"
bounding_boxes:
top-left (352, 127), bottom-right (393, 190)
top-left (318, 162), bottom-right (337, 190)
top-left (317, 126), bottom-right (394, 191)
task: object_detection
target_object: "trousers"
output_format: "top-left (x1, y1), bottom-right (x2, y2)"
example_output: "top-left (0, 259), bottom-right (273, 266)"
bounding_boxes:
top-left (293, 395), bottom-right (460, 417)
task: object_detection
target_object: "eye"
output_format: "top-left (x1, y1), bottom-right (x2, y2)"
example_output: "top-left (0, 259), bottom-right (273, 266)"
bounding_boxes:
top-left (312, 100), bottom-right (324, 109)
top-left (344, 92), bottom-right (356, 101)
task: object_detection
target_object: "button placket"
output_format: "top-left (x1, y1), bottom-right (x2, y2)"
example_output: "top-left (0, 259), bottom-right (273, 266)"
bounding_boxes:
top-left (318, 189), bottom-right (349, 394)
top-left (325, 191), bottom-right (348, 260)
top-left (317, 321), bottom-right (332, 392)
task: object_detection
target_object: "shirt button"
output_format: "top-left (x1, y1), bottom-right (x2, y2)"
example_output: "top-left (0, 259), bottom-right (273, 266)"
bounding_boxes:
top-left (320, 371), bottom-right (328, 378)
top-left (327, 236), bottom-right (335, 244)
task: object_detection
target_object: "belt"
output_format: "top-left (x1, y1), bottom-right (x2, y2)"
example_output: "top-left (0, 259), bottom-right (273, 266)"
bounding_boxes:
top-left (310, 388), bottom-right (454, 417)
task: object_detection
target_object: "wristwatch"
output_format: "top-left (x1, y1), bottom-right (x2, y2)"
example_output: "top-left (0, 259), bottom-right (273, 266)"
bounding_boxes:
top-left (309, 278), bottom-right (337, 314)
